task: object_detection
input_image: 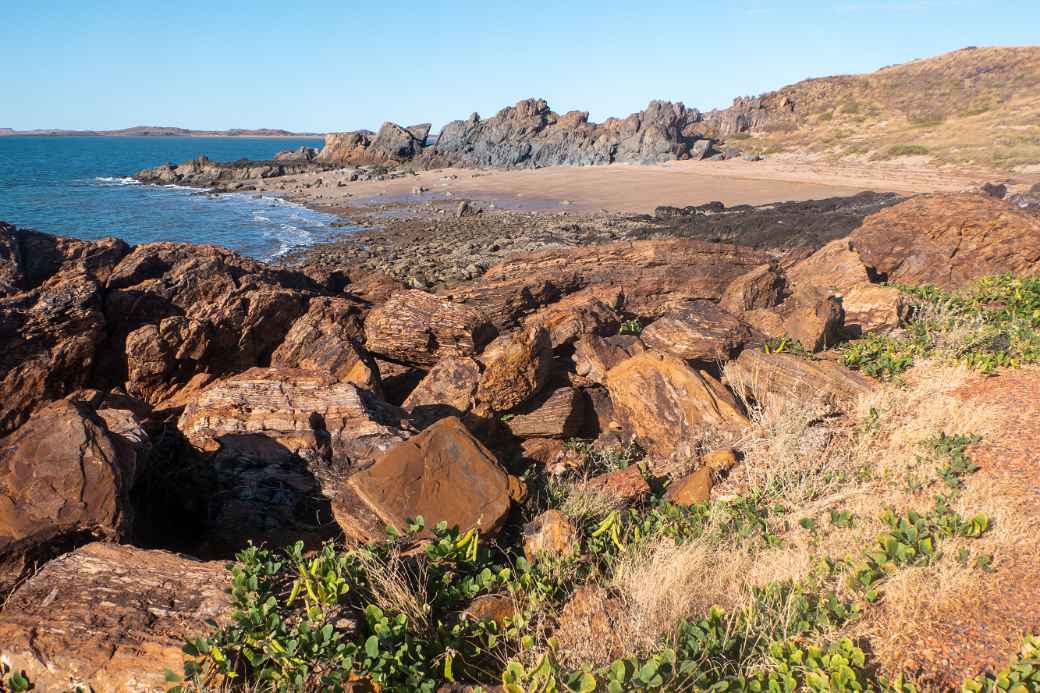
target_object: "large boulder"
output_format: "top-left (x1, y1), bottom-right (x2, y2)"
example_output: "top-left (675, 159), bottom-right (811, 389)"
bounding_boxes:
top-left (524, 288), bottom-right (622, 350)
top-left (640, 300), bottom-right (750, 364)
top-left (502, 386), bottom-right (585, 439)
top-left (178, 367), bottom-right (412, 468)
top-left (723, 349), bottom-right (873, 411)
top-left (474, 325), bottom-right (553, 413)
top-left (0, 396), bottom-right (144, 594)
top-left (364, 289), bottom-right (497, 367)
top-left (334, 417), bottom-right (519, 542)
top-left (0, 542), bottom-right (228, 692)
top-left (605, 351), bottom-right (748, 457)
top-left (176, 368), bottom-right (414, 554)
top-left (402, 356), bottom-right (482, 429)
top-left (104, 242), bottom-right (319, 407)
top-left (271, 296), bottom-right (380, 393)
top-left (850, 193), bottom-right (1040, 289)
top-left (719, 261), bottom-right (786, 313)
top-left (0, 225), bottom-right (129, 434)
top-left (572, 335), bottom-right (637, 385)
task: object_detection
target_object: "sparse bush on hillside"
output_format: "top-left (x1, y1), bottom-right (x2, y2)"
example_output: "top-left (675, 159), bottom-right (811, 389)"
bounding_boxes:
top-left (883, 143), bottom-right (931, 158)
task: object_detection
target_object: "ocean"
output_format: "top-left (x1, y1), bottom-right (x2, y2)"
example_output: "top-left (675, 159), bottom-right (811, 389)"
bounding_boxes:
top-left (0, 135), bottom-right (342, 260)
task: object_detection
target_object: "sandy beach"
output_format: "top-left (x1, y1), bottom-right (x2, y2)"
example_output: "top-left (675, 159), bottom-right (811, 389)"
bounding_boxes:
top-left (251, 155), bottom-right (1006, 218)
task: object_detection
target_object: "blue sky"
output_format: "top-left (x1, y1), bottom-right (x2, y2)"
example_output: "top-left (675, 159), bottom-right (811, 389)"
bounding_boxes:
top-left (2, 0), bottom-right (1037, 132)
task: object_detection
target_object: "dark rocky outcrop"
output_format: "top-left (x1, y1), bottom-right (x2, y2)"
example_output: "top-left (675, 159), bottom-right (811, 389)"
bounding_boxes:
top-left (314, 98), bottom-right (710, 170)
top-left (135, 154), bottom-right (336, 190)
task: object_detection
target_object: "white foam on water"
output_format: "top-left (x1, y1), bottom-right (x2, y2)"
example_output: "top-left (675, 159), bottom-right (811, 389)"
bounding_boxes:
top-left (93, 176), bottom-right (141, 186)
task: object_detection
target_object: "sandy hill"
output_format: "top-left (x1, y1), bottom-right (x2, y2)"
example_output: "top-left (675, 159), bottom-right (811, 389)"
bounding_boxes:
top-left (708, 46), bottom-right (1040, 172)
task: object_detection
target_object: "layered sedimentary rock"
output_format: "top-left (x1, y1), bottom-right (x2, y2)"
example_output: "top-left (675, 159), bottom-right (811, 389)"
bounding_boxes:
top-left (850, 193), bottom-right (1040, 289)
top-left (605, 351), bottom-right (748, 457)
top-left (723, 349), bottom-right (874, 411)
top-left (0, 542), bottom-right (228, 692)
top-left (364, 289), bottom-right (498, 367)
top-left (105, 242), bottom-right (320, 407)
top-left (444, 239), bottom-right (771, 330)
top-left (0, 396), bottom-right (145, 594)
top-left (0, 225), bottom-right (129, 434)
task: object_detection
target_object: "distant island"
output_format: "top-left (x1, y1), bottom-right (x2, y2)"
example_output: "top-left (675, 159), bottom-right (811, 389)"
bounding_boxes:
top-left (0, 126), bottom-right (323, 137)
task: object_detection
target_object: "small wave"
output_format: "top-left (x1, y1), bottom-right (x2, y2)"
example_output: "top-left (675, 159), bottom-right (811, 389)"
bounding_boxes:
top-left (94, 176), bottom-right (140, 186)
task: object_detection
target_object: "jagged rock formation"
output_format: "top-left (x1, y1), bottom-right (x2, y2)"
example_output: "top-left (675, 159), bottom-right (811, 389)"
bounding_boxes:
top-left (315, 98), bottom-right (710, 169)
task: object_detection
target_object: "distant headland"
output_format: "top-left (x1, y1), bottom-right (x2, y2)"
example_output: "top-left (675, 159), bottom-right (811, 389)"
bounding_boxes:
top-left (0, 126), bottom-right (323, 137)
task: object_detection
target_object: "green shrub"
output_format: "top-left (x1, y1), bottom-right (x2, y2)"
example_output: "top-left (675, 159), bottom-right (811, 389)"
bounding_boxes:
top-left (886, 143), bottom-right (931, 157)
top-left (842, 274), bottom-right (1040, 378)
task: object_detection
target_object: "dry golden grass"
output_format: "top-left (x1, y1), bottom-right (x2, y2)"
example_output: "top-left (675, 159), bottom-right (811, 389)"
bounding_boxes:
top-left (729, 46), bottom-right (1040, 172)
top-left (555, 359), bottom-right (1012, 672)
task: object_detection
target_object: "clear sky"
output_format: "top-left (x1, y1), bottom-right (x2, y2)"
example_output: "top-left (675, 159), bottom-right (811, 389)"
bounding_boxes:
top-left (2, 0), bottom-right (1037, 132)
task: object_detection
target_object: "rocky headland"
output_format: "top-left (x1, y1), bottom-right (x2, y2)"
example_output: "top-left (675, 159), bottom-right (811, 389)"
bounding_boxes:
top-left (1, 187), bottom-right (1039, 689)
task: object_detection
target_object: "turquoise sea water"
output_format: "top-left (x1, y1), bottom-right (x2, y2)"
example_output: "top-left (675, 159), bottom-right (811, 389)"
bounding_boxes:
top-left (0, 136), bottom-right (340, 259)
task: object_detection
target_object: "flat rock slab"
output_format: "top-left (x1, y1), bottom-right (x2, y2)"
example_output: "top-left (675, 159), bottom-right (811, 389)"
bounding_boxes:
top-left (724, 349), bottom-right (874, 411)
top-left (640, 299), bottom-right (750, 363)
top-left (364, 289), bottom-right (497, 367)
top-left (850, 192), bottom-right (1040, 290)
top-left (0, 542), bottom-right (228, 693)
top-left (336, 417), bottom-right (516, 542)
top-left (606, 351), bottom-right (748, 457)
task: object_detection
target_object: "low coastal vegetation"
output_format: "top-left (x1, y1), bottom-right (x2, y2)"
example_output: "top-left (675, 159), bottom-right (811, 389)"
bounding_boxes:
top-left (842, 274), bottom-right (1040, 379)
top-left (163, 270), bottom-right (1040, 690)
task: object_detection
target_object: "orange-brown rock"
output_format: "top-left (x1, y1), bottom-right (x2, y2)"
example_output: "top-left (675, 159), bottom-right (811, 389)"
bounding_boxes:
top-left (785, 238), bottom-right (869, 296)
top-left (640, 300), bottom-right (750, 364)
top-left (524, 288), bottom-right (621, 349)
top-left (0, 397), bottom-right (144, 594)
top-left (582, 464), bottom-right (651, 505)
top-left (335, 417), bottom-right (517, 542)
top-left (0, 226), bottom-right (129, 434)
top-left (462, 593), bottom-right (515, 628)
top-left (0, 542), bottom-right (228, 692)
top-left (841, 283), bottom-right (910, 336)
top-left (719, 261), bottom-right (786, 313)
top-left (723, 349), bottom-right (873, 411)
top-left (0, 270), bottom-right (107, 436)
top-left (702, 448), bottom-right (739, 473)
top-left (665, 466), bottom-right (713, 506)
top-left (402, 356), bottom-right (481, 428)
top-left (503, 386), bottom-right (585, 439)
top-left (104, 242), bottom-right (319, 407)
top-left (363, 289), bottom-right (497, 367)
top-left (474, 325), bottom-right (552, 413)
top-left (850, 193), bottom-right (1040, 290)
top-left (271, 297), bottom-right (380, 393)
top-left (574, 332), bottom-right (636, 382)
top-left (605, 351), bottom-right (748, 457)
top-left (778, 286), bottom-right (845, 352)
top-left (178, 367), bottom-right (412, 467)
top-left (445, 239), bottom-right (771, 329)
top-left (176, 368), bottom-right (414, 554)
top-left (523, 509), bottom-right (578, 561)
